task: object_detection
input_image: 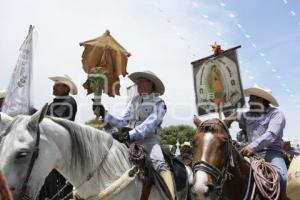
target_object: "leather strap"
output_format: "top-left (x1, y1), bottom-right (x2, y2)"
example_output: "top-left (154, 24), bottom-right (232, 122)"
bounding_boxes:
top-left (140, 183), bottom-right (152, 200)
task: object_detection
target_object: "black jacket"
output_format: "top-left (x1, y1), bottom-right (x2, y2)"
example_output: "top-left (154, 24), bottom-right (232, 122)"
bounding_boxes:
top-left (38, 95), bottom-right (77, 200)
top-left (47, 96), bottom-right (77, 121)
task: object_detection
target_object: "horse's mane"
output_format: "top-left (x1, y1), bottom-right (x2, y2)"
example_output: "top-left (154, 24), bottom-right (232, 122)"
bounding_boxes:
top-left (49, 117), bottom-right (130, 180)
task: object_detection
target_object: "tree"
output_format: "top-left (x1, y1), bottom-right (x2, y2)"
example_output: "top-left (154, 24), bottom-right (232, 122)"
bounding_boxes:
top-left (160, 125), bottom-right (196, 145)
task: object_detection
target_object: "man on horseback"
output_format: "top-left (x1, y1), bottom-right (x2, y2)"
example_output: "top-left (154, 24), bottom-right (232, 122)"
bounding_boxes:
top-left (38, 74), bottom-right (78, 200)
top-left (100, 70), bottom-right (176, 199)
top-left (227, 85), bottom-right (287, 198)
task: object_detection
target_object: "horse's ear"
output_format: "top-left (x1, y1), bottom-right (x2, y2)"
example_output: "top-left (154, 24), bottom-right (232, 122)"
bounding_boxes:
top-left (0, 112), bottom-right (13, 131)
top-left (193, 115), bottom-right (201, 128)
top-left (223, 112), bottom-right (237, 128)
top-left (28, 103), bottom-right (49, 129)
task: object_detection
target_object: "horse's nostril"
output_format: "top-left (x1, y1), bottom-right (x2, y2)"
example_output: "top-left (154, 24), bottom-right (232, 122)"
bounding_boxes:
top-left (207, 184), bottom-right (214, 190)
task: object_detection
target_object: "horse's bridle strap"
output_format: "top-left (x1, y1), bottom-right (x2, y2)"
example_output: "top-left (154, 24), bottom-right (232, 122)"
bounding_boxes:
top-left (21, 126), bottom-right (40, 200)
top-left (192, 160), bottom-right (223, 181)
top-left (193, 160), bottom-right (224, 185)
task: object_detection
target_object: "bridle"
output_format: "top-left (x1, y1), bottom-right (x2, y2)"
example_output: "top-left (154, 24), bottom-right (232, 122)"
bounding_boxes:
top-left (19, 125), bottom-right (41, 200)
top-left (192, 119), bottom-right (233, 200)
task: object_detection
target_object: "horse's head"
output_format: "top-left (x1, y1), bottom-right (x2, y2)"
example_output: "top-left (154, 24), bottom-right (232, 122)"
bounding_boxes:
top-left (0, 104), bottom-right (56, 200)
top-left (191, 115), bottom-right (234, 200)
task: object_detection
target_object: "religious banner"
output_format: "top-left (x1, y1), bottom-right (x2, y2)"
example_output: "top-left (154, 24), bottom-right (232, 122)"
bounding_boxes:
top-left (191, 45), bottom-right (245, 115)
top-left (2, 25), bottom-right (34, 116)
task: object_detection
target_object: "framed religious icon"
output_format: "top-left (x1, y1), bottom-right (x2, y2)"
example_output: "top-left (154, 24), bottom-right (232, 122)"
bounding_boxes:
top-left (191, 45), bottom-right (245, 115)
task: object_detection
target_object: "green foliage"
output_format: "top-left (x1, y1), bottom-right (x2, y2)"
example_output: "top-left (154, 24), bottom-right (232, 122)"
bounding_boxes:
top-left (160, 125), bottom-right (196, 145)
top-left (85, 119), bottom-right (106, 130)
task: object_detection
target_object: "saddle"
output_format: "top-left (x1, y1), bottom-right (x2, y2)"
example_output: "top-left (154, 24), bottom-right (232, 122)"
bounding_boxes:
top-left (129, 143), bottom-right (188, 200)
top-left (161, 145), bottom-right (188, 192)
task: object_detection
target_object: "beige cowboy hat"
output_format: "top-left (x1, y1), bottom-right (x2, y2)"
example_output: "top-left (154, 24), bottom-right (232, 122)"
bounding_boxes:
top-left (128, 70), bottom-right (165, 95)
top-left (244, 85), bottom-right (279, 107)
top-left (49, 74), bottom-right (78, 95)
top-left (180, 141), bottom-right (191, 148)
top-left (0, 90), bottom-right (7, 99)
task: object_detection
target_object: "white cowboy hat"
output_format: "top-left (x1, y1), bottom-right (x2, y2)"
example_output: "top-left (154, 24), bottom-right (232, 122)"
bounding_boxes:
top-left (244, 85), bottom-right (279, 107)
top-left (128, 70), bottom-right (165, 95)
top-left (49, 74), bottom-right (78, 95)
top-left (0, 90), bottom-right (7, 99)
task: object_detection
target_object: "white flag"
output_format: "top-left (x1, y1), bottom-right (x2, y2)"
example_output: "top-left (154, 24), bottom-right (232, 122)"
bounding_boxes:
top-left (2, 26), bottom-right (34, 116)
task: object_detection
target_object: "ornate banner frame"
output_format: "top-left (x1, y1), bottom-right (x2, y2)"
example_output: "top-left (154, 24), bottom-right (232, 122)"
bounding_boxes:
top-left (191, 46), bottom-right (245, 115)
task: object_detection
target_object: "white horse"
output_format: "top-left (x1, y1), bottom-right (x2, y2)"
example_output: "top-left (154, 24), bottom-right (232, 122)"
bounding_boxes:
top-left (0, 104), bottom-right (187, 200)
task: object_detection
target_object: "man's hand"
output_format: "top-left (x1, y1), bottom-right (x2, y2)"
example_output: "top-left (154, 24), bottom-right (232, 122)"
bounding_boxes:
top-left (240, 145), bottom-right (254, 157)
top-left (99, 104), bottom-right (105, 120)
top-left (113, 130), bottom-right (130, 143)
top-left (92, 103), bottom-right (105, 120)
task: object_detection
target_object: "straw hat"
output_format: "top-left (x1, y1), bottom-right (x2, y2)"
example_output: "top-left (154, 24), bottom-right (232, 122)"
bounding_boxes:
top-left (49, 74), bottom-right (78, 95)
top-left (0, 90), bottom-right (7, 99)
top-left (244, 85), bottom-right (279, 107)
top-left (128, 70), bottom-right (165, 95)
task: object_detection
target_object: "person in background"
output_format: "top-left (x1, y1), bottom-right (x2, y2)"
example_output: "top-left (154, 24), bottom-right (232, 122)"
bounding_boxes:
top-left (283, 139), bottom-right (297, 168)
top-left (38, 74), bottom-right (78, 200)
top-left (0, 91), bottom-right (7, 111)
top-left (180, 141), bottom-right (192, 156)
top-left (181, 153), bottom-right (193, 184)
top-left (47, 74), bottom-right (78, 121)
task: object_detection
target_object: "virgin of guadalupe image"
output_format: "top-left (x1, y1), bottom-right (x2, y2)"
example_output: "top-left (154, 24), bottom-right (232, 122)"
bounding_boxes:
top-left (207, 64), bottom-right (227, 105)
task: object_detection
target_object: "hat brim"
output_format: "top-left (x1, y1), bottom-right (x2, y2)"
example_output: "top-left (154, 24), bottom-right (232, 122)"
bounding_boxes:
top-left (0, 92), bottom-right (7, 99)
top-left (244, 87), bottom-right (279, 107)
top-left (129, 72), bottom-right (165, 95)
top-left (49, 76), bottom-right (78, 95)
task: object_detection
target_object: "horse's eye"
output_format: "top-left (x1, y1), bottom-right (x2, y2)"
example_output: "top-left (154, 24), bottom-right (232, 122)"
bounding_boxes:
top-left (219, 139), bottom-right (228, 147)
top-left (16, 150), bottom-right (29, 159)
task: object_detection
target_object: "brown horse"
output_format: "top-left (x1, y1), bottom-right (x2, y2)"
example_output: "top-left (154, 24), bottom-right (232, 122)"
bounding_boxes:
top-left (191, 116), bottom-right (270, 200)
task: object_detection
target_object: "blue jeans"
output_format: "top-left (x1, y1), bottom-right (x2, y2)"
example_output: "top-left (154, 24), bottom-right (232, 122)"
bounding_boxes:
top-left (258, 150), bottom-right (287, 194)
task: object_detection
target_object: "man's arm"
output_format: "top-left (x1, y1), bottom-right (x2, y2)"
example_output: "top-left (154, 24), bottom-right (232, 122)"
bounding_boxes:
top-left (128, 101), bottom-right (166, 141)
top-left (248, 111), bottom-right (285, 151)
top-left (105, 103), bottom-right (132, 128)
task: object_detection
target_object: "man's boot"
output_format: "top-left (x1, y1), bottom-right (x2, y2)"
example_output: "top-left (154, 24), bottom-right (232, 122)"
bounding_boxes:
top-left (160, 170), bottom-right (176, 200)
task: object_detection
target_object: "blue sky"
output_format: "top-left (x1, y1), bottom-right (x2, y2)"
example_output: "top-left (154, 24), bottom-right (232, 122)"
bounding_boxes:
top-left (0, 0), bottom-right (299, 141)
